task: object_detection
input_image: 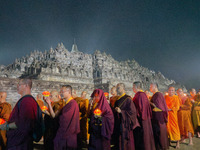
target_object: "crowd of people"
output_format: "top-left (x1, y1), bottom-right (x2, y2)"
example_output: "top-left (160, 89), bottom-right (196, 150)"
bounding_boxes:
top-left (0, 78), bottom-right (200, 150)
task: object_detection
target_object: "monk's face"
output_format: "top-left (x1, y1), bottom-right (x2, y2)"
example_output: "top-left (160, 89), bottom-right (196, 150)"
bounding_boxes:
top-left (17, 80), bottom-right (27, 95)
top-left (51, 91), bottom-right (59, 102)
top-left (111, 87), bottom-right (117, 96)
top-left (149, 84), bottom-right (155, 93)
top-left (116, 85), bottom-right (124, 95)
top-left (132, 84), bottom-right (137, 94)
top-left (168, 87), bottom-right (175, 96)
top-left (60, 87), bottom-right (70, 99)
top-left (81, 92), bottom-right (87, 99)
top-left (190, 89), bottom-right (196, 97)
top-left (176, 89), bottom-right (183, 97)
top-left (92, 94), bottom-right (100, 103)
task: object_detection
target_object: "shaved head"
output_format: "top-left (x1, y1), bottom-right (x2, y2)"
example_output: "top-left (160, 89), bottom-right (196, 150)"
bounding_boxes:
top-left (0, 91), bottom-right (7, 103)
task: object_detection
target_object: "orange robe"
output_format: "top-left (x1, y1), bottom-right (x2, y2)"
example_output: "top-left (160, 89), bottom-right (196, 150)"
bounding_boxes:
top-left (165, 95), bottom-right (181, 141)
top-left (36, 99), bottom-right (44, 109)
top-left (178, 98), bottom-right (194, 137)
top-left (192, 101), bottom-right (200, 131)
top-left (0, 102), bottom-right (12, 150)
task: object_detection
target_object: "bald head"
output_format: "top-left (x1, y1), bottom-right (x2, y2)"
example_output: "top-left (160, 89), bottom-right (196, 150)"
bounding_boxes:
top-left (36, 93), bottom-right (43, 100)
top-left (116, 83), bottom-right (125, 96)
top-left (20, 78), bottom-right (32, 89)
top-left (190, 88), bottom-right (196, 98)
top-left (0, 92), bottom-right (7, 103)
top-left (168, 86), bottom-right (175, 96)
top-left (111, 86), bottom-right (117, 96)
top-left (133, 81), bottom-right (142, 93)
top-left (150, 83), bottom-right (158, 94)
top-left (51, 90), bottom-right (60, 102)
top-left (81, 91), bottom-right (87, 99)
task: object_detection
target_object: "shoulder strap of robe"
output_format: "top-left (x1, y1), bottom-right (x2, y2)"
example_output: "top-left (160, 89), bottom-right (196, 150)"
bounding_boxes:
top-left (118, 95), bottom-right (131, 108)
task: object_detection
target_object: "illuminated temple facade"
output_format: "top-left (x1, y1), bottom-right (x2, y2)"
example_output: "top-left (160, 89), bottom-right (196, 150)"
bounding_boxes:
top-left (0, 43), bottom-right (185, 104)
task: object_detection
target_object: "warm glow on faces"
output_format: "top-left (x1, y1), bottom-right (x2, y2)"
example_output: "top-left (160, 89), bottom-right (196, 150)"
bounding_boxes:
top-left (93, 94), bottom-right (100, 103)
top-left (168, 87), bottom-right (175, 96)
top-left (149, 84), bottom-right (155, 93)
top-left (176, 89), bottom-right (183, 97)
top-left (132, 84), bottom-right (137, 94)
top-left (190, 89), bottom-right (196, 97)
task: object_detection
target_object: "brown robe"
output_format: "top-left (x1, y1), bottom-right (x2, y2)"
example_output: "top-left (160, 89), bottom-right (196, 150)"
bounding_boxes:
top-left (74, 97), bottom-right (89, 148)
top-left (0, 102), bottom-right (12, 150)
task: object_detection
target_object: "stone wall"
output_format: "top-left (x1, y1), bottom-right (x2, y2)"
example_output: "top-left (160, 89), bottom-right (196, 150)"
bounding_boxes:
top-left (0, 77), bottom-right (94, 108)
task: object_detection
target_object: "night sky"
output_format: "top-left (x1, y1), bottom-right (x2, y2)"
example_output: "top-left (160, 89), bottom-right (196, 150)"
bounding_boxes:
top-left (0, 0), bottom-right (200, 90)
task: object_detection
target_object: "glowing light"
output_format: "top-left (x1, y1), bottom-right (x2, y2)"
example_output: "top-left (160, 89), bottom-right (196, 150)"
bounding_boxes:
top-left (165, 93), bottom-right (169, 95)
top-left (183, 93), bottom-right (187, 97)
top-left (0, 118), bottom-right (6, 125)
top-left (42, 91), bottom-right (50, 97)
top-left (41, 106), bottom-right (48, 111)
top-left (94, 108), bottom-right (102, 116)
top-left (104, 92), bottom-right (109, 97)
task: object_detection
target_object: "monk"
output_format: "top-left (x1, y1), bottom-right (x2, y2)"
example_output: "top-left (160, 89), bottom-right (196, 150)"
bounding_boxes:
top-left (192, 94), bottom-right (200, 138)
top-left (165, 86), bottom-right (181, 149)
top-left (0, 92), bottom-right (12, 150)
top-left (149, 83), bottom-right (169, 150)
top-left (189, 88), bottom-right (196, 103)
top-left (43, 90), bottom-right (62, 150)
top-left (177, 88), bottom-right (194, 145)
top-left (88, 89), bottom-right (114, 150)
top-left (0, 78), bottom-right (38, 150)
top-left (80, 91), bottom-right (90, 145)
top-left (113, 83), bottom-right (139, 150)
top-left (109, 86), bottom-right (119, 108)
top-left (133, 81), bottom-right (155, 150)
top-left (36, 93), bottom-right (44, 109)
top-left (45, 85), bottom-right (80, 150)
top-left (73, 90), bottom-right (89, 148)
top-left (145, 90), bottom-right (152, 100)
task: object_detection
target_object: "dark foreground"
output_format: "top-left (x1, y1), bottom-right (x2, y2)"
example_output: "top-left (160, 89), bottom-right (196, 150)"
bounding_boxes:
top-left (33, 136), bottom-right (200, 150)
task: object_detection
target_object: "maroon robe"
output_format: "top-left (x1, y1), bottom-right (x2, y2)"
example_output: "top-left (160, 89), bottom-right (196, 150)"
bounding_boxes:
top-left (151, 92), bottom-right (169, 150)
top-left (6, 95), bottom-right (37, 150)
top-left (53, 99), bottom-right (80, 150)
top-left (133, 91), bottom-right (156, 150)
top-left (89, 89), bottom-right (114, 150)
top-left (113, 94), bottom-right (139, 150)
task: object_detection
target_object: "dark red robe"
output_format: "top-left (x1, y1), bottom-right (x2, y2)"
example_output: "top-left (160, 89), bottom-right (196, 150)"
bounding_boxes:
top-left (89, 89), bottom-right (114, 150)
top-left (151, 92), bottom-right (169, 150)
top-left (113, 94), bottom-right (139, 150)
top-left (53, 99), bottom-right (80, 150)
top-left (6, 95), bottom-right (37, 150)
top-left (133, 91), bottom-right (156, 150)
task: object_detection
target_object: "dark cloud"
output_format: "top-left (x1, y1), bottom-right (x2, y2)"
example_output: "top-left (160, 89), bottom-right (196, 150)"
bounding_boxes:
top-left (0, 0), bottom-right (200, 89)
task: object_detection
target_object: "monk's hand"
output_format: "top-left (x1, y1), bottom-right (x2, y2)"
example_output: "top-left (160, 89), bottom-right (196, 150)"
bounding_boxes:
top-left (0, 122), bottom-right (7, 130)
top-left (115, 107), bottom-right (121, 113)
top-left (44, 97), bottom-right (51, 105)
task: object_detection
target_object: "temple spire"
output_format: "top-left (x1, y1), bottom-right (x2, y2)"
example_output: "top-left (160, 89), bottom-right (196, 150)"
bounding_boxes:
top-left (71, 38), bottom-right (79, 53)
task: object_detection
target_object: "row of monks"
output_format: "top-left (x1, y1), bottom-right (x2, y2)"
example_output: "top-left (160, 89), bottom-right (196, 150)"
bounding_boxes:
top-left (1, 80), bottom-right (200, 150)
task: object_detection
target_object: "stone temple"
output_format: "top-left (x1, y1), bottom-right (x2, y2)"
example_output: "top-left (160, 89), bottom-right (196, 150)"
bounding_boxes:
top-left (0, 43), bottom-right (185, 106)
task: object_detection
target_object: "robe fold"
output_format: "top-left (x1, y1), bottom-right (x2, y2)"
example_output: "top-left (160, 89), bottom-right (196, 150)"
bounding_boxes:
top-left (74, 97), bottom-right (89, 148)
top-left (178, 97), bottom-right (194, 138)
top-left (54, 99), bottom-right (80, 150)
top-left (133, 91), bottom-right (155, 150)
top-left (44, 100), bottom-right (63, 150)
top-left (165, 95), bottom-right (181, 141)
top-left (0, 102), bottom-right (12, 150)
top-left (6, 95), bottom-right (37, 150)
top-left (192, 94), bottom-right (200, 132)
top-left (89, 89), bottom-right (114, 150)
top-left (151, 92), bottom-right (169, 150)
top-left (113, 94), bottom-right (139, 150)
